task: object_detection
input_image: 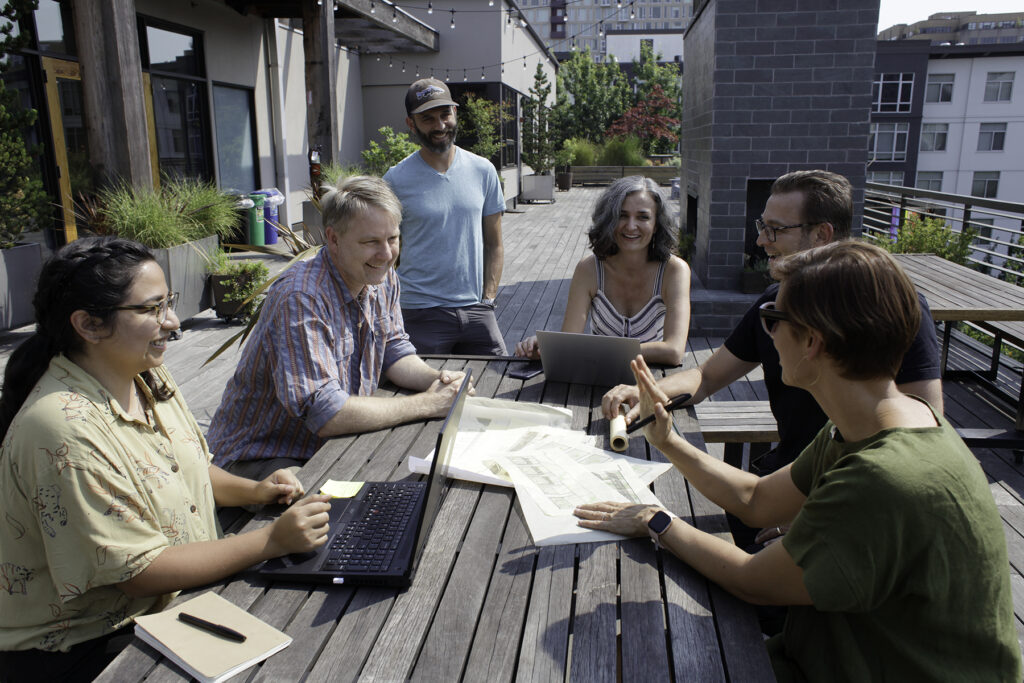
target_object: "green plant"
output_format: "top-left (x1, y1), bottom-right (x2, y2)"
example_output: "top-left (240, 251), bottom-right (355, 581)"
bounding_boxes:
top-left (204, 247), bottom-right (232, 275)
top-left (561, 138), bottom-right (598, 166)
top-left (320, 162), bottom-right (364, 187)
top-left (521, 64), bottom-right (557, 174)
top-left (211, 259), bottom-right (269, 321)
top-left (875, 212), bottom-right (977, 266)
top-left (678, 232), bottom-right (695, 261)
top-left (554, 146), bottom-right (573, 171)
top-left (551, 49), bottom-right (630, 147)
top-left (598, 137), bottom-right (645, 166)
top-left (0, 0), bottom-right (49, 249)
top-left (361, 126), bottom-right (419, 177)
top-left (459, 93), bottom-right (510, 163)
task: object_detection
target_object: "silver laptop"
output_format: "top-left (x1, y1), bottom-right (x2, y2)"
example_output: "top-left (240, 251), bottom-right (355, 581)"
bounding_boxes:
top-left (536, 330), bottom-right (640, 386)
top-left (258, 370), bottom-right (471, 587)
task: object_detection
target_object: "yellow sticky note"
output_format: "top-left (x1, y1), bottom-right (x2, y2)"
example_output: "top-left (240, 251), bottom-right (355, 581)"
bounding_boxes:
top-left (319, 480), bottom-right (364, 498)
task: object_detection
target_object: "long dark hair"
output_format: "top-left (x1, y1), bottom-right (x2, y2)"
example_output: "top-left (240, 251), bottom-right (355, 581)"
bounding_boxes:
top-left (0, 237), bottom-right (174, 440)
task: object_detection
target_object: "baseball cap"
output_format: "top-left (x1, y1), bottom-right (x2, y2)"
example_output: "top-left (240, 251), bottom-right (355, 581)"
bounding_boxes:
top-left (405, 78), bottom-right (458, 115)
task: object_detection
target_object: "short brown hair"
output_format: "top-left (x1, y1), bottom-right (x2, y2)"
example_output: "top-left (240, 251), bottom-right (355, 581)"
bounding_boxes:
top-left (771, 170), bottom-right (852, 240)
top-left (771, 241), bottom-right (919, 380)
top-left (320, 175), bottom-right (402, 234)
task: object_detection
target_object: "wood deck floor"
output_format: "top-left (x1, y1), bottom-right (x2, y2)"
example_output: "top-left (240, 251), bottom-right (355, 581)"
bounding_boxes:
top-left (2, 186), bottom-right (1023, 651)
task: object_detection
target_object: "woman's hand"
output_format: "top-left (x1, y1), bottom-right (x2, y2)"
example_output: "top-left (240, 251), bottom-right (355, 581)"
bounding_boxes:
top-left (574, 501), bottom-right (663, 537)
top-left (631, 356), bottom-right (674, 450)
top-left (253, 468), bottom-right (305, 506)
top-left (268, 495), bottom-right (332, 555)
top-left (514, 335), bottom-right (541, 359)
top-left (602, 383), bottom-right (640, 421)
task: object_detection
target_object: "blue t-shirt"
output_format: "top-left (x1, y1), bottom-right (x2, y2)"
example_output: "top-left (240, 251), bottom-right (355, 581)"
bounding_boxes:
top-left (384, 147), bottom-right (505, 309)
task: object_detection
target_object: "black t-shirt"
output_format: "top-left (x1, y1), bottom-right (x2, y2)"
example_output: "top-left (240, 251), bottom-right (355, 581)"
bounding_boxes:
top-left (723, 283), bottom-right (941, 470)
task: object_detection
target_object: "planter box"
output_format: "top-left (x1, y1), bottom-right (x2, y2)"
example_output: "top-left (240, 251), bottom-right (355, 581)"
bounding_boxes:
top-left (520, 174), bottom-right (555, 203)
top-left (210, 277), bottom-right (244, 322)
top-left (151, 235), bottom-right (217, 323)
top-left (0, 242), bottom-right (44, 330)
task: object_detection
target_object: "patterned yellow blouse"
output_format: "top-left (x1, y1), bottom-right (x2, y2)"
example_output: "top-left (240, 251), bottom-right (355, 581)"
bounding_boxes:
top-left (0, 355), bottom-right (219, 652)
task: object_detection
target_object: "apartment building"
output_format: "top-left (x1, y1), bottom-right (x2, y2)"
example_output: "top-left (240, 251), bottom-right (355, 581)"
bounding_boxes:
top-left (879, 11), bottom-right (1024, 45)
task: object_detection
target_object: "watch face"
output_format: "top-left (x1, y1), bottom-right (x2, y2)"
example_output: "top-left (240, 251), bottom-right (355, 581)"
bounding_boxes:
top-left (648, 510), bottom-right (672, 535)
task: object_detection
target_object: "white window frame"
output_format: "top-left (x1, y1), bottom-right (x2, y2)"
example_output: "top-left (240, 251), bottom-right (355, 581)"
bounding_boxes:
top-left (925, 73), bottom-right (954, 103)
top-left (920, 123), bottom-right (948, 152)
top-left (984, 72), bottom-right (1014, 102)
top-left (978, 122), bottom-right (1006, 151)
top-left (972, 171), bottom-right (1000, 198)
top-left (869, 122), bottom-right (909, 161)
top-left (872, 72), bottom-right (914, 113)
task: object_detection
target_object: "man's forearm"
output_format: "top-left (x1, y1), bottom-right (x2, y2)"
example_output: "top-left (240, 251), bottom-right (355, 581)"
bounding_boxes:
top-left (483, 241), bottom-right (503, 300)
top-left (317, 393), bottom-right (442, 437)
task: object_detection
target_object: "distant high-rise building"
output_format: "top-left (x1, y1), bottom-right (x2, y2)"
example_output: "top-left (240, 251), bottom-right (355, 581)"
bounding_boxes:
top-left (520, 0), bottom-right (693, 60)
top-left (878, 11), bottom-right (1024, 45)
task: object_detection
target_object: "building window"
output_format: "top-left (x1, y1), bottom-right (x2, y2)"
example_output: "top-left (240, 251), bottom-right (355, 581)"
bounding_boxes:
top-left (984, 71), bottom-right (1014, 102)
top-left (916, 171), bottom-right (943, 191)
top-left (868, 171), bottom-right (904, 185)
top-left (972, 171), bottom-right (999, 198)
top-left (978, 122), bottom-right (1006, 151)
top-left (925, 73), bottom-right (954, 103)
top-left (872, 72), bottom-right (914, 113)
top-left (920, 123), bottom-right (948, 152)
top-left (870, 122), bottom-right (908, 161)
top-left (213, 85), bottom-right (258, 192)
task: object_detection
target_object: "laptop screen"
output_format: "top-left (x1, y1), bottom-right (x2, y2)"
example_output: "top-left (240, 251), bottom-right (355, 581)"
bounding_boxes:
top-left (409, 368), bottom-right (472, 568)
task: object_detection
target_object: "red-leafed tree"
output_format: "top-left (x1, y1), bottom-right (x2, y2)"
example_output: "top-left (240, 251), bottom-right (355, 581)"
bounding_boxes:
top-left (605, 84), bottom-right (679, 156)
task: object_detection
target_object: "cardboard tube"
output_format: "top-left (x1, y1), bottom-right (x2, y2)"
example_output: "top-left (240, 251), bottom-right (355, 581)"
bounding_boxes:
top-left (610, 408), bottom-right (628, 452)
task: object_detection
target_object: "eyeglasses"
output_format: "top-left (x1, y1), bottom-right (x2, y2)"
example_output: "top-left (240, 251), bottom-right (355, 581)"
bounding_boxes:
top-left (754, 218), bottom-right (817, 243)
top-left (758, 301), bottom-right (790, 336)
top-left (113, 292), bottom-right (179, 324)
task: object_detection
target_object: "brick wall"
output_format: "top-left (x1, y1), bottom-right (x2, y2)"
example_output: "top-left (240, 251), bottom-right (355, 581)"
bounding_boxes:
top-left (682, 0), bottom-right (877, 290)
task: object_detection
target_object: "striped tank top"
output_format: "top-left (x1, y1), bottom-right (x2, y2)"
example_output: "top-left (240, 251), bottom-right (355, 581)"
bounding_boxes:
top-left (590, 259), bottom-right (667, 342)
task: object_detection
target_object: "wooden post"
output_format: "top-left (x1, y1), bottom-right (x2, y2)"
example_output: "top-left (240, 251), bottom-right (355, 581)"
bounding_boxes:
top-left (302, 0), bottom-right (340, 167)
top-left (71, 0), bottom-right (153, 190)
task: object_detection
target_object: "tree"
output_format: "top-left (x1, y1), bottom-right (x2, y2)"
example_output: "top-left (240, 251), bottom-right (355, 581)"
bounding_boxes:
top-left (521, 64), bottom-right (556, 174)
top-left (458, 93), bottom-right (510, 165)
top-left (606, 84), bottom-right (680, 156)
top-left (632, 41), bottom-right (682, 122)
top-left (360, 126), bottom-right (419, 177)
top-left (551, 49), bottom-right (630, 146)
top-left (0, 0), bottom-right (48, 248)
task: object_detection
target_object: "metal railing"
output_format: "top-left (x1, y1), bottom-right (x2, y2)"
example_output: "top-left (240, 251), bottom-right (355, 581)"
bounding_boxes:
top-left (864, 182), bottom-right (1024, 280)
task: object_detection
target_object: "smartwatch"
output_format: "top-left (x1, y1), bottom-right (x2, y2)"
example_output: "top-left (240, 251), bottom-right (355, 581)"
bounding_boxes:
top-left (647, 510), bottom-right (674, 549)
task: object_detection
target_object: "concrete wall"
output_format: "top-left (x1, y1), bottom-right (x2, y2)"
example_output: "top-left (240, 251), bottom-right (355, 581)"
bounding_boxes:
top-left (604, 32), bottom-right (684, 62)
top-left (682, 0), bottom-right (877, 291)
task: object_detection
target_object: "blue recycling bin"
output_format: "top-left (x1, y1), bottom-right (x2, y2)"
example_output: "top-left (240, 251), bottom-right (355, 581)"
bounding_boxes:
top-left (252, 188), bottom-right (285, 245)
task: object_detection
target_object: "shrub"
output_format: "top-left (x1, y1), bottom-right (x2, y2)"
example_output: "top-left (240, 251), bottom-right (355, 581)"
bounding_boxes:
top-left (875, 212), bottom-right (977, 266)
top-left (361, 126), bottom-right (419, 177)
top-left (598, 137), bottom-right (645, 166)
top-left (321, 163), bottom-right (365, 187)
top-left (561, 138), bottom-right (598, 166)
top-left (212, 259), bottom-right (269, 321)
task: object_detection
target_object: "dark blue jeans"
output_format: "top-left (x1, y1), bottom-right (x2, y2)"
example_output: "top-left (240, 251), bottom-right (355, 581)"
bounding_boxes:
top-left (402, 303), bottom-right (507, 355)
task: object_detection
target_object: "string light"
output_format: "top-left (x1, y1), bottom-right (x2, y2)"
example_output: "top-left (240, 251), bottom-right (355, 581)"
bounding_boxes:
top-left (388, 55), bottom-right (393, 68)
top-left (480, 66), bottom-right (486, 80)
top-left (629, 1), bottom-right (635, 18)
top-left (598, 22), bottom-right (604, 36)
top-left (523, 56), bottom-right (527, 69)
top-left (463, 68), bottom-right (467, 81)
top-left (445, 68), bottom-right (450, 81)
top-left (450, 8), bottom-right (455, 29)
top-left (402, 61), bottom-right (406, 73)
top-left (506, 9), bottom-right (512, 24)
top-left (427, 0), bottom-right (432, 12)
top-left (392, 6), bottom-right (398, 21)
top-left (488, 0), bottom-right (494, 5)
top-left (571, 37), bottom-right (576, 51)
top-left (370, 0), bottom-right (375, 12)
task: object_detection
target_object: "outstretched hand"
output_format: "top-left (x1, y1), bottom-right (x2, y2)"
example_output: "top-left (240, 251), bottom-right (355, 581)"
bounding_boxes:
top-left (573, 501), bottom-right (662, 537)
top-left (631, 355), bottom-right (674, 449)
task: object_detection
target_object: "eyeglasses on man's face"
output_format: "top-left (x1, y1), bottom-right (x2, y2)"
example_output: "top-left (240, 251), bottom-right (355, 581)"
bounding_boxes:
top-left (754, 218), bottom-right (817, 243)
top-left (758, 301), bottom-right (790, 336)
top-left (113, 292), bottom-right (179, 324)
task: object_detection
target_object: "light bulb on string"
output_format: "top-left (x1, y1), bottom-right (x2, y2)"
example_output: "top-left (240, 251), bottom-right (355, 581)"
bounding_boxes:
top-left (519, 14), bottom-right (526, 27)
top-left (450, 9), bottom-right (455, 29)
top-left (402, 61), bottom-right (406, 73)
top-left (463, 68), bottom-right (467, 81)
top-left (629, 1), bottom-right (635, 18)
top-left (370, 0), bottom-right (375, 12)
top-left (392, 7), bottom-right (397, 21)
top-left (598, 22), bottom-right (604, 36)
top-left (445, 68), bottom-right (450, 81)
top-left (317, 0), bottom-right (322, 5)
top-left (571, 37), bottom-right (576, 51)
top-left (522, 56), bottom-right (527, 69)
top-left (376, 53), bottom-right (381, 61)
top-left (506, 9), bottom-right (512, 24)
top-left (427, 0), bottom-right (433, 12)
top-left (480, 67), bottom-right (486, 80)
top-left (388, 55), bottom-right (393, 68)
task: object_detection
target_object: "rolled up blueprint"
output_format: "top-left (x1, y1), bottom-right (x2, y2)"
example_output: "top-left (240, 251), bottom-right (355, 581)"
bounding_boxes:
top-left (609, 406), bottom-right (628, 452)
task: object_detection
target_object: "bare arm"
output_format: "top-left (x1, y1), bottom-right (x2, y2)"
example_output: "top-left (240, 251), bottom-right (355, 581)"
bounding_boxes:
top-left (639, 256), bottom-right (691, 367)
top-left (207, 465), bottom-right (305, 508)
top-left (118, 495), bottom-right (331, 598)
top-left (898, 378), bottom-right (943, 414)
top-left (602, 344), bottom-right (759, 421)
top-left (515, 256), bottom-right (595, 358)
top-left (482, 212), bottom-right (503, 301)
top-left (316, 357), bottom-right (466, 437)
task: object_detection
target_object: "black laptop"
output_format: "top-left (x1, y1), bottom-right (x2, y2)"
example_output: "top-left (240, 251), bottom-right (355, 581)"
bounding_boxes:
top-left (258, 370), bottom-right (471, 587)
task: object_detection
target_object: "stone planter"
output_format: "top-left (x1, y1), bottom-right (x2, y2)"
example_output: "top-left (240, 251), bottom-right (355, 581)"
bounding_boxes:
top-left (150, 235), bottom-right (217, 323)
top-left (521, 174), bottom-right (555, 203)
top-left (0, 242), bottom-right (44, 330)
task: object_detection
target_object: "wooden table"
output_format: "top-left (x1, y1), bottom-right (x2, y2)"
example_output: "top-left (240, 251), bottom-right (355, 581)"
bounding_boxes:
top-left (97, 359), bottom-right (772, 682)
top-left (894, 253), bottom-right (1024, 431)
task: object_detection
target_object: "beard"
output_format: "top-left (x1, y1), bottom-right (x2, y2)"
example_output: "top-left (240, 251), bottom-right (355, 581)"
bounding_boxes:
top-left (410, 119), bottom-right (458, 155)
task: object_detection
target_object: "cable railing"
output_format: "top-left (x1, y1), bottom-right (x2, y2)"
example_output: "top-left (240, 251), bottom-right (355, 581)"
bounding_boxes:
top-left (864, 182), bottom-right (1024, 280)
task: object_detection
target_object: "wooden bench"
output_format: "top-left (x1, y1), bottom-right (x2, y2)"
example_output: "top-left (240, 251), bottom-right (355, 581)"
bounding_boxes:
top-left (695, 400), bottom-right (1024, 465)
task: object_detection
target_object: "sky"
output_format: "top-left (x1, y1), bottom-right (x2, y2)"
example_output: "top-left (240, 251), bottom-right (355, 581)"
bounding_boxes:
top-left (877, 0), bottom-right (1024, 32)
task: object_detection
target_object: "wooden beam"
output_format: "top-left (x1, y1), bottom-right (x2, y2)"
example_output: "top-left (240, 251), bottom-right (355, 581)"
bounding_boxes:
top-left (72, 0), bottom-right (153, 190)
top-left (302, 0), bottom-right (340, 166)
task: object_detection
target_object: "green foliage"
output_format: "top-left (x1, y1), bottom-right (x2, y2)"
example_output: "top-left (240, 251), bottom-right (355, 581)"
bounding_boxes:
top-left (598, 137), bottom-right (645, 166)
top-left (211, 259), bottom-right (269, 321)
top-left (875, 212), bottom-right (977, 266)
top-left (361, 126), bottom-right (418, 177)
top-left (606, 84), bottom-right (680, 157)
top-left (458, 93), bottom-right (509, 163)
top-left (632, 42), bottom-right (682, 154)
top-left (552, 50), bottom-right (630, 147)
top-left (1000, 232), bottom-right (1024, 287)
top-left (95, 176), bottom-right (239, 249)
top-left (521, 64), bottom-right (557, 174)
top-left (560, 138), bottom-right (597, 166)
top-left (678, 232), bottom-right (695, 261)
top-left (321, 162), bottom-right (364, 187)
top-left (0, 0), bottom-right (48, 249)
top-left (205, 247), bottom-right (232, 274)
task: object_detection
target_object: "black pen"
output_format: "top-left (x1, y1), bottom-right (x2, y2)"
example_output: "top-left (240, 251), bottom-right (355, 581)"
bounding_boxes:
top-left (177, 612), bottom-right (247, 642)
top-left (625, 393), bottom-right (692, 434)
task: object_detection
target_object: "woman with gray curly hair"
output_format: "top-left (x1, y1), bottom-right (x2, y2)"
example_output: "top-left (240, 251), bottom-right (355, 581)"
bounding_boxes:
top-left (515, 175), bottom-right (690, 366)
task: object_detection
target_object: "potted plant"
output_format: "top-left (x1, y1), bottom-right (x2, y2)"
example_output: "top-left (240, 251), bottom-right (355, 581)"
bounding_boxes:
top-left (555, 147), bottom-right (574, 191)
top-left (0, 4), bottom-right (50, 331)
top-left (206, 249), bottom-right (269, 323)
top-left (520, 65), bottom-right (556, 203)
top-left (740, 255), bottom-right (772, 294)
top-left (88, 176), bottom-right (240, 321)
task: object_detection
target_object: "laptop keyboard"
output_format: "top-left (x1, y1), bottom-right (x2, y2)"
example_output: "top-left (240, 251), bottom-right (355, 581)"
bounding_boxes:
top-left (320, 482), bottom-right (422, 573)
